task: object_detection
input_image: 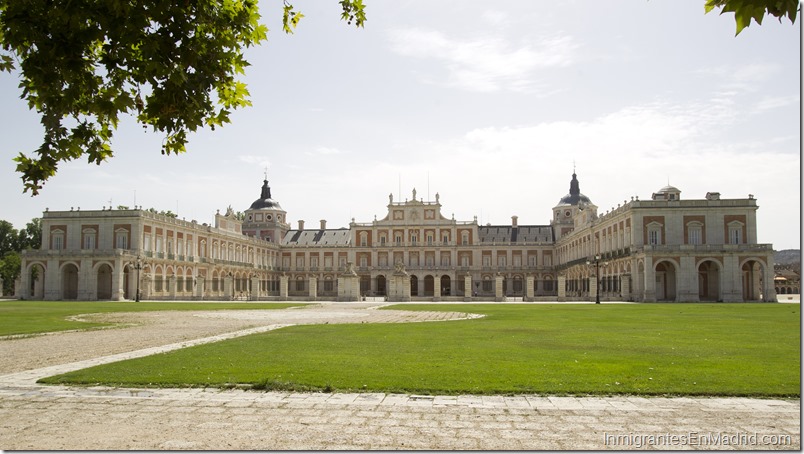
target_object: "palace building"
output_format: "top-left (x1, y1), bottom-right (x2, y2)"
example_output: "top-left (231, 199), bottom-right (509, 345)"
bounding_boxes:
top-left (17, 173), bottom-right (777, 302)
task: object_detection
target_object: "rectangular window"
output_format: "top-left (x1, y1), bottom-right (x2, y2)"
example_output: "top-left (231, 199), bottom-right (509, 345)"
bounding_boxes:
top-left (648, 229), bottom-right (660, 245)
top-left (730, 227), bottom-right (742, 244)
top-left (498, 256), bottom-right (507, 267)
top-left (688, 228), bottom-right (701, 245)
top-left (115, 232), bottom-right (128, 249)
top-left (482, 256), bottom-right (491, 267)
top-left (482, 280), bottom-right (493, 292)
top-left (83, 233), bottom-right (96, 250)
top-left (144, 236), bottom-right (152, 251)
top-left (53, 235), bottom-right (64, 250)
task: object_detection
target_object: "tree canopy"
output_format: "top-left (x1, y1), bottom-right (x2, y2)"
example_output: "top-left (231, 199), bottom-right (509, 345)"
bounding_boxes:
top-left (0, 0), bottom-right (366, 195)
top-left (0, 218), bottom-right (41, 295)
top-left (705, 0), bottom-right (799, 34)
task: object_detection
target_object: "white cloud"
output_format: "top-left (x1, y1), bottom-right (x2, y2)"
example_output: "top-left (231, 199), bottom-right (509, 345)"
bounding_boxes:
top-left (238, 155), bottom-right (272, 168)
top-left (308, 146), bottom-right (344, 156)
top-left (754, 95), bottom-right (797, 112)
top-left (387, 28), bottom-right (578, 93)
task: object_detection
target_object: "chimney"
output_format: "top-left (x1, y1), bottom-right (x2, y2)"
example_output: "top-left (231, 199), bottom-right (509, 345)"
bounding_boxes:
top-left (320, 219), bottom-right (327, 230)
top-left (511, 215), bottom-right (518, 227)
top-left (298, 220), bottom-right (305, 231)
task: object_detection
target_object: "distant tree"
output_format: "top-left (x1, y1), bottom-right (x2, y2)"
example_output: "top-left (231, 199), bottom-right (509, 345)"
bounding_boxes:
top-left (0, 220), bottom-right (17, 256)
top-left (17, 218), bottom-right (42, 250)
top-left (0, 0), bottom-right (366, 195)
top-left (705, 0), bottom-right (799, 35)
top-left (0, 251), bottom-right (20, 296)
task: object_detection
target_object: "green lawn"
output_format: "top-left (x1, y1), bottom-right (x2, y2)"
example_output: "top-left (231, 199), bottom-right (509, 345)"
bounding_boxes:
top-left (0, 301), bottom-right (306, 337)
top-left (39, 303), bottom-right (800, 397)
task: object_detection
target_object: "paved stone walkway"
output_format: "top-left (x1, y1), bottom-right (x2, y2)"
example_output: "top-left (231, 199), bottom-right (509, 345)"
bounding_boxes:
top-left (0, 302), bottom-right (799, 450)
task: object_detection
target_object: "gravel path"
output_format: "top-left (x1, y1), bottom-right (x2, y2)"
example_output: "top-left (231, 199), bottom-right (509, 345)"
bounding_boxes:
top-left (0, 302), bottom-right (799, 450)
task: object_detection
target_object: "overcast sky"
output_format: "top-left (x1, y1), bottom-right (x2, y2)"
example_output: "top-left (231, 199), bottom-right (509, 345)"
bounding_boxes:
top-left (0, 1), bottom-right (800, 249)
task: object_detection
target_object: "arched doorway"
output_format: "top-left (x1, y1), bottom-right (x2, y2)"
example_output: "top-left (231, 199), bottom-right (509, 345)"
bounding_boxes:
top-left (635, 261), bottom-right (645, 301)
top-left (512, 275), bottom-right (523, 296)
top-left (376, 275), bottom-right (387, 296)
top-left (29, 263), bottom-right (45, 300)
top-left (741, 259), bottom-right (765, 301)
top-left (410, 275), bottom-right (419, 296)
top-left (96, 263), bottom-right (113, 300)
top-left (655, 261), bottom-right (677, 301)
top-left (440, 275), bottom-right (451, 296)
top-left (698, 260), bottom-right (720, 301)
top-left (62, 263), bottom-right (79, 300)
top-left (424, 275), bottom-right (435, 297)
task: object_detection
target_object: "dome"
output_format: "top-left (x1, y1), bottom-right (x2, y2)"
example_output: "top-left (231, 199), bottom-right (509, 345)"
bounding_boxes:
top-left (556, 173), bottom-right (593, 207)
top-left (656, 184), bottom-right (681, 194)
top-left (651, 184), bottom-right (681, 201)
top-left (249, 180), bottom-right (283, 210)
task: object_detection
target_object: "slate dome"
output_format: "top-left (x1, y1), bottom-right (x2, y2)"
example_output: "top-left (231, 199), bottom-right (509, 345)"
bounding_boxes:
top-left (556, 173), bottom-right (593, 207)
top-left (249, 179), bottom-right (282, 210)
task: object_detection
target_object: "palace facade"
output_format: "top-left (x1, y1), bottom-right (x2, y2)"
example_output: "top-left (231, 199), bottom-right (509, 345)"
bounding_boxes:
top-left (17, 173), bottom-right (777, 302)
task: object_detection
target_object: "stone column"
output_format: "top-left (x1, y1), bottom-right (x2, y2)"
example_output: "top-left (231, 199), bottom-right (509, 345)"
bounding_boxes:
top-left (721, 255), bottom-right (742, 302)
top-left (643, 256), bottom-right (656, 302)
top-left (250, 275), bottom-right (260, 300)
top-left (588, 275), bottom-right (598, 302)
top-left (168, 274), bottom-right (177, 300)
top-left (620, 273), bottom-right (631, 301)
top-left (112, 257), bottom-right (125, 301)
top-left (464, 274), bottom-right (472, 302)
top-left (676, 256), bottom-right (698, 302)
top-left (525, 275), bottom-right (535, 301)
top-left (763, 257), bottom-right (777, 302)
top-left (223, 274), bottom-right (233, 300)
top-left (78, 259), bottom-right (93, 301)
top-left (17, 259), bottom-right (28, 300)
top-left (195, 276), bottom-right (205, 300)
top-left (557, 274), bottom-right (566, 302)
top-left (141, 273), bottom-right (152, 300)
top-left (308, 276), bottom-right (317, 301)
top-left (279, 274), bottom-right (289, 300)
top-left (495, 274), bottom-right (504, 302)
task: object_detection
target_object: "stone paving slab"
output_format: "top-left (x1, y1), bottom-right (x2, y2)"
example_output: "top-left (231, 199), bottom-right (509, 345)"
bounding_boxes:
top-left (0, 302), bottom-right (799, 450)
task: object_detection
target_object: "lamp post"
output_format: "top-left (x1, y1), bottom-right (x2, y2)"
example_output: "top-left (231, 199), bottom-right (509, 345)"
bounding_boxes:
top-left (130, 255), bottom-right (144, 302)
top-left (586, 254), bottom-right (608, 304)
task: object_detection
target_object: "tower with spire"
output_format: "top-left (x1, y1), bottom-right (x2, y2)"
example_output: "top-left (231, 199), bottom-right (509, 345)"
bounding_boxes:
top-left (241, 176), bottom-right (290, 243)
top-left (551, 170), bottom-right (597, 241)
